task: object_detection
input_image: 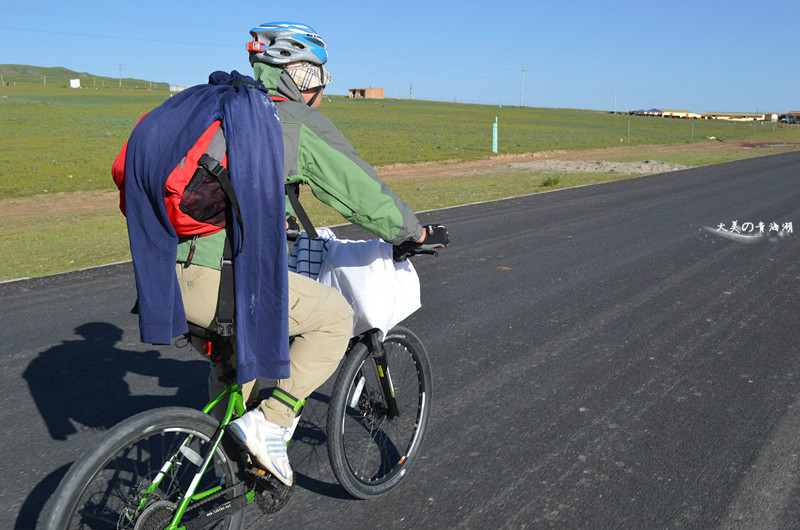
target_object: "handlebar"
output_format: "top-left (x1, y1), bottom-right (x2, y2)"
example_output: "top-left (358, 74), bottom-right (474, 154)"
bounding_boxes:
top-left (392, 242), bottom-right (441, 261)
top-left (407, 248), bottom-right (439, 257)
top-left (287, 221), bottom-right (447, 261)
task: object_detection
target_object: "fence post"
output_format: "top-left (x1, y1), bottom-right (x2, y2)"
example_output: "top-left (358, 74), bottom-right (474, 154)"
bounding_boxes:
top-left (492, 117), bottom-right (498, 153)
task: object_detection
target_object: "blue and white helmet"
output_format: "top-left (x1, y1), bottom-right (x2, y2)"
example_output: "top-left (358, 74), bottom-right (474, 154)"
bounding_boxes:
top-left (248, 22), bottom-right (328, 66)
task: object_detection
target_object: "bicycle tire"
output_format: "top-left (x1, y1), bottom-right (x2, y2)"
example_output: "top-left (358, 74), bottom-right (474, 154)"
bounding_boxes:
top-left (327, 326), bottom-right (432, 499)
top-left (42, 406), bottom-right (246, 530)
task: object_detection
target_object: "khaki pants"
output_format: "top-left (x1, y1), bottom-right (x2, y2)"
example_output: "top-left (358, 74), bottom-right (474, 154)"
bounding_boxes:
top-left (176, 264), bottom-right (353, 428)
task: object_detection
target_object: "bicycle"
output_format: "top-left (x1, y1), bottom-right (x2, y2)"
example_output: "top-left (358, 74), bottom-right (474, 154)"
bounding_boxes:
top-left (42, 249), bottom-right (435, 530)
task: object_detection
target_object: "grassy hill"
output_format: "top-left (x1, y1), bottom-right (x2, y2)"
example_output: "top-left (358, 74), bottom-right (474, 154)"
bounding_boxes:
top-left (0, 64), bottom-right (168, 90)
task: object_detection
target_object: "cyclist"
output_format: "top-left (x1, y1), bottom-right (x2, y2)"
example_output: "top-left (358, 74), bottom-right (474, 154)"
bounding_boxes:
top-left (116, 22), bottom-right (448, 488)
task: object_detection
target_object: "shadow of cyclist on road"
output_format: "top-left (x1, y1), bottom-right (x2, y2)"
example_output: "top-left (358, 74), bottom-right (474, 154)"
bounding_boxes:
top-left (22, 321), bottom-right (209, 441)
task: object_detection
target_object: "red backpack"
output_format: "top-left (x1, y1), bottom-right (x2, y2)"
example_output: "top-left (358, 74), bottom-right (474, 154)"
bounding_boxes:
top-left (112, 118), bottom-right (230, 238)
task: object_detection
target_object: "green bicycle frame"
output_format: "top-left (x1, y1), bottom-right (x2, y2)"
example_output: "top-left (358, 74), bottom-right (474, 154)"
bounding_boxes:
top-left (133, 382), bottom-right (246, 530)
top-left (134, 380), bottom-right (305, 529)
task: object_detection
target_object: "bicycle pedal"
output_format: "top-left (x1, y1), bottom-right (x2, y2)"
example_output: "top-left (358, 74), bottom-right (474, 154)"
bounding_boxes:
top-left (245, 466), bottom-right (293, 514)
top-left (245, 466), bottom-right (291, 491)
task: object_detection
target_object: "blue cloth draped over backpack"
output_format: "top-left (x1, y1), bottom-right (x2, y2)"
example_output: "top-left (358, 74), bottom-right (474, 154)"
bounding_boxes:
top-left (123, 70), bottom-right (290, 382)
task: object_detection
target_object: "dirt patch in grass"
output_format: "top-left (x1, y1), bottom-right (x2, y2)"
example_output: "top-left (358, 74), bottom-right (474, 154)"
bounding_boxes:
top-left (376, 140), bottom-right (800, 182)
top-left (501, 159), bottom-right (687, 175)
top-left (2, 189), bottom-right (121, 222)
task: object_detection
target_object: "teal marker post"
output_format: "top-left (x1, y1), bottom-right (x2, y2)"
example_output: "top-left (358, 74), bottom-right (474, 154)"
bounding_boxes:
top-left (492, 117), bottom-right (498, 153)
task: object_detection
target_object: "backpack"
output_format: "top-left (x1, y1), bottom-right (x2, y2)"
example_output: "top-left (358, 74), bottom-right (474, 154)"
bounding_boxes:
top-left (112, 118), bottom-right (239, 240)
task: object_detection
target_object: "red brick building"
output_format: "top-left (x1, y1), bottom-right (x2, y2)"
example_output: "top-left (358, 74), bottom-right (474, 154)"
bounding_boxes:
top-left (348, 88), bottom-right (384, 99)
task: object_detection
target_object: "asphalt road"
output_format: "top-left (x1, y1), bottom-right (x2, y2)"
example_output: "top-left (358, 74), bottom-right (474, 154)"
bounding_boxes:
top-left (3, 151), bottom-right (800, 529)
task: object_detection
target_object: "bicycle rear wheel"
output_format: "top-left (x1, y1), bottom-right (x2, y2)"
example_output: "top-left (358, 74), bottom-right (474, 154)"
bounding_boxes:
top-left (327, 326), bottom-right (432, 499)
top-left (42, 407), bottom-right (245, 530)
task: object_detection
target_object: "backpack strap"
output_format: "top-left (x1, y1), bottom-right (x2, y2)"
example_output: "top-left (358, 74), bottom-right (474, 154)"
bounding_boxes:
top-left (196, 127), bottom-right (240, 337)
top-left (197, 153), bottom-right (244, 252)
top-left (285, 183), bottom-right (318, 239)
top-left (214, 234), bottom-right (235, 336)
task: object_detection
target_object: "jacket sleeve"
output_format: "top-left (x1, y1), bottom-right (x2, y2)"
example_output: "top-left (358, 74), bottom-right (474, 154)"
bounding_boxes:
top-left (282, 104), bottom-right (424, 245)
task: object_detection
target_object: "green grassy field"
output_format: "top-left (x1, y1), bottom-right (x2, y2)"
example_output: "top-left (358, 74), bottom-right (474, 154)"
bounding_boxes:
top-left (2, 83), bottom-right (799, 281)
top-left (3, 85), bottom-right (799, 199)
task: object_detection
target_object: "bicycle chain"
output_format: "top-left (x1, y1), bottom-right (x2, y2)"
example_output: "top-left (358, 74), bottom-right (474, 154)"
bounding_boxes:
top-left (135, 480), bottom-right (252, 529)
top-left (148, 470), bottom-right (289, 529)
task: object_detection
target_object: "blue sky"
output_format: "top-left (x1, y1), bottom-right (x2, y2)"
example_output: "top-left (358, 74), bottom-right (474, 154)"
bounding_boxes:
top-left (2, 0), bottom-right (798, 113)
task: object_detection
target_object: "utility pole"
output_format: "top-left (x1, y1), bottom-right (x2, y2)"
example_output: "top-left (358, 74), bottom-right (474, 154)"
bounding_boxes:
top-left (520, 66), bottom-right (526, 107)
top-left (118, 64), bottom-right (122, 88)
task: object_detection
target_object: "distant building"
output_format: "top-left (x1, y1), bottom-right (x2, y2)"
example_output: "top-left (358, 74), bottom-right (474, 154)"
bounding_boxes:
top-left (701, 112), bottom-right (765, 122)
top-left (781, 112), bottom-right (800, 124)
top-left (660, 109), bottom-right (702, 119)
top-left (169, 84), bottom-right (189, 93)
top-left (629, 108), bottom-right (700, 119)
top-left (348, 88), bottom-right (384, 99)
top-left (69, 79), bottom-right (80, 88)
top-left (630, 108), bottom-right (791, 122)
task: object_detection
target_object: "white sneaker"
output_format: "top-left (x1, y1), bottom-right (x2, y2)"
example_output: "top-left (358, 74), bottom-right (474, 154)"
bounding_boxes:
top-left (229, 410), bottom-right (293, 486)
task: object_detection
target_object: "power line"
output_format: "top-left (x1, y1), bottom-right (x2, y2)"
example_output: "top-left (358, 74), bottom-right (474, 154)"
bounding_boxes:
top-left (0, 25), bottom-right (238, 49)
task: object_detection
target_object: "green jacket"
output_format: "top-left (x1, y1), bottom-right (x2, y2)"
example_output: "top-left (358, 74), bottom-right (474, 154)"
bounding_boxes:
top-left (255, 63), bottom-right (424, 245)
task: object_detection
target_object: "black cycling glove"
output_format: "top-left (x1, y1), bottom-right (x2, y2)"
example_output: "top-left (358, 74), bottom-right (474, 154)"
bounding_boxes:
top-left (418, 224), bottom-right (449, 251)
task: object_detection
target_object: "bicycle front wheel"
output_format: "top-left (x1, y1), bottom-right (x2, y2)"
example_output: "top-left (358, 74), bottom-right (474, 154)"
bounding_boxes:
top-left (327, 326), bottom-right (432, 499)
top-left (42, 407), bottom-right (245, 530)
